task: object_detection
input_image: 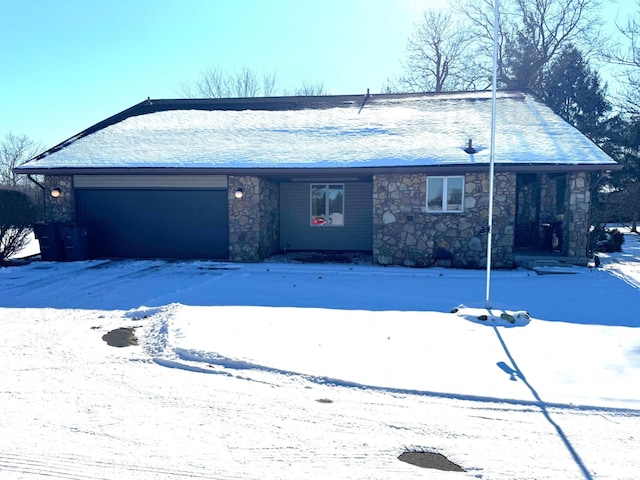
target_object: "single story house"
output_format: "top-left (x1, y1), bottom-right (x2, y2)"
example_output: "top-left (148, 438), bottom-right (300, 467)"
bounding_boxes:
top-left (16, 90), bottom-right (620, 267)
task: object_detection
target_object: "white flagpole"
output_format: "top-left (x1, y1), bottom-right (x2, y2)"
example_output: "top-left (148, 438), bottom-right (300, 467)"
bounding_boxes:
top-left (485, 0), bottom-right (499, 309)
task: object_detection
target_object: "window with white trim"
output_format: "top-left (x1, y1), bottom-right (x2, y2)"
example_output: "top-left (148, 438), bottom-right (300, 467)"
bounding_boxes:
top-left (310, 184), bottom-right (344, 226)
top-left (426, 176), bottom-right (464, 212)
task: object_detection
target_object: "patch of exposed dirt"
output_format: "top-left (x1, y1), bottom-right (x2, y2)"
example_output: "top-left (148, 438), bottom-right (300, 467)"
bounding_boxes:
top-left (398, 451), bottom-right (465, 472)
top-left (102, 327), bottom-right (138, 347)
top-left (265, 251), bottom-right (372, 265)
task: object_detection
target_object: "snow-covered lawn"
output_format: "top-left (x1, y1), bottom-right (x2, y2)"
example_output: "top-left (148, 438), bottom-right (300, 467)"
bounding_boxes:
top-left (1, 233), bottom-right (639, 479)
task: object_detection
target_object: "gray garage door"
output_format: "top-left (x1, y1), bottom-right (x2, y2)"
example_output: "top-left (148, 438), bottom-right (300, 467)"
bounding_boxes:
top-left (75, 189), bottom-right (229, 259)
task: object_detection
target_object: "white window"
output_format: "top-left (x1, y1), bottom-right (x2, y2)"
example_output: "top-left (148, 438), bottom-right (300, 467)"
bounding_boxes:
top-left (310, 184), bottom-right (344, 226)
top-left (426, 176), bottom-right (464, 212)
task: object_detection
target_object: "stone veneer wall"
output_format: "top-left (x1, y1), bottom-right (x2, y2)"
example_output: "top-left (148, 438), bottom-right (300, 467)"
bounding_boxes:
top-left (228, 176), bottom-right (280, 262)
top-left (373, 172), bottom-right (516, 268)
top-left (564, 172), bottom-right (590, 261)
top-left (538, 174), bottom-right (558, 223)
top-left (44, 176), bottom-right (75, 223)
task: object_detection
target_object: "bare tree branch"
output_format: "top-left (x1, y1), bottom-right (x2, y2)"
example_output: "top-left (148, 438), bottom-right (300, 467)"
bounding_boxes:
top-left (289, 80), bottom-right (328, 96)
top-left (452, 0), bottom-right (602, 91)
top-left (605, 1), bottom-right (640, 114)
top-left (391, 9), bottom-right (484, 93)
top-left (1, 132), bottom-right (42, 188)
top-left (262, 70), bottom-right (278, 97)
top-left (180, 66), bottom-right (327, 98)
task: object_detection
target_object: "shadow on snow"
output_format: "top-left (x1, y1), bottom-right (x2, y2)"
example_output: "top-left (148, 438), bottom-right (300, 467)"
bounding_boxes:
top-left (150, 346), bottom-right (640, 419)
top-left (0, 259), bottom-right (638, 327)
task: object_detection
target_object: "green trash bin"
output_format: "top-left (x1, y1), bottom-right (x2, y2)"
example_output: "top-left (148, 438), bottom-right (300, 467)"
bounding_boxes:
top-left (58, 224), bottom-right (89, 261)
top-left (33, 222), bottom-right (65, 261)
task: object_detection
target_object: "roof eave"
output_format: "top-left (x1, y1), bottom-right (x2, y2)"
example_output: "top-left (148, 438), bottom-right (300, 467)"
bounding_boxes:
top-left (14, 162), bottom-right (622, 177)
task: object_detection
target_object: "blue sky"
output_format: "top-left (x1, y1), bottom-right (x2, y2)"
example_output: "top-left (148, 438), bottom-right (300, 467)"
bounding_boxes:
top-left (1, 0), bottom-right (634, 151)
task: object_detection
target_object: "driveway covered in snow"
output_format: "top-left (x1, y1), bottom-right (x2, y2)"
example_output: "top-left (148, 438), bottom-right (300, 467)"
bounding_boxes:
top-left (1, 238), bottom-right (639, 479)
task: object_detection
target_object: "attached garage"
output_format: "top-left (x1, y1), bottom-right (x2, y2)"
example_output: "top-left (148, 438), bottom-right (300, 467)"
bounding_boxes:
top-left (74, 175), bottom-right (229, 260)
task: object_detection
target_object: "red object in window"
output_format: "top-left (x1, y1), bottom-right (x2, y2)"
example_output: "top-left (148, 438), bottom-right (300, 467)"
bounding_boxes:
top-left (312, 217), bottom-right (325, 225)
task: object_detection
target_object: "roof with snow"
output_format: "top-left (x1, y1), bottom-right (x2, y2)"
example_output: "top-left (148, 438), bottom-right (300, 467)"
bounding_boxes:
top-left (18, 90), bottom-right (618, 173)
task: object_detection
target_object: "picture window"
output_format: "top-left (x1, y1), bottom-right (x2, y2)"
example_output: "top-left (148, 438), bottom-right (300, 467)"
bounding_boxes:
top-left (310, 184), bottom-right (344, 226)
top-left (426, 176), bottom-right (464, 212)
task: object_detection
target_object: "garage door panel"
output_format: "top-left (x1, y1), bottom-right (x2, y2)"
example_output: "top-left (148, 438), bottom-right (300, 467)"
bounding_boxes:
top-left (76, 189), bottom-right (229, 259)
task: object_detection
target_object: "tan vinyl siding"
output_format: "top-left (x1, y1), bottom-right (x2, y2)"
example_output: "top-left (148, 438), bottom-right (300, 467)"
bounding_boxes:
top-left (73, 175), bottom-right (227, 189)
top-left (280, 182), bottom-right (372, 251)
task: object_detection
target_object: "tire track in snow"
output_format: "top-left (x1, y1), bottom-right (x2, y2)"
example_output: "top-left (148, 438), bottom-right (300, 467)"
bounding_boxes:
top-left (1, 260), bottom-right (167, 308)
top-left (0, 450), bottom-right (243, 479)
top-left (154, 347), bottom-right (640, 416)
top-left (0, 260), bottom-right (112, 294)
top-left (0, 451), bottom-right (110, 480)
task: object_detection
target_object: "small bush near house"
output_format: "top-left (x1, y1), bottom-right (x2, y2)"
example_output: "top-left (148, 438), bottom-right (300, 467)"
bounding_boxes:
top-left (0, 189), bottom-right (38, 263)
top-left (590, 226), bottom-right (625, 253)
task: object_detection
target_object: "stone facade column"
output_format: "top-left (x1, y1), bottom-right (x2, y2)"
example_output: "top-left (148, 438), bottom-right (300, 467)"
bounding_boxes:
top-left (490, 172), bottom-right (517, 268)
top-left (538, 174), bottom-right (556, 223)
top-left (565, 172), bottom-right (590, 262)
top-left (228, 175), bottom-right (279, 262)
top-left (44, 176), bottom-right (75, 223)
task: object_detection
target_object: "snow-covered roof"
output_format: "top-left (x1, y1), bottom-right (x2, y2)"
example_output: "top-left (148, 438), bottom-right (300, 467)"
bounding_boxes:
top-left (19, 91), bottom-right (618, 171)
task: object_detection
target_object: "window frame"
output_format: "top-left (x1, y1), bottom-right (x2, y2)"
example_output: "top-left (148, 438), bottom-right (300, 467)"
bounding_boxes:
top-left (426, 175), bottom-right (465, 213)
top-left (310, 183), bottom-right (345, 227)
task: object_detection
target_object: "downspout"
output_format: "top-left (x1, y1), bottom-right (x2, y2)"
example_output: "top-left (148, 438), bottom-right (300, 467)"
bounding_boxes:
top-left (26, 174), bottom-right (47, 223)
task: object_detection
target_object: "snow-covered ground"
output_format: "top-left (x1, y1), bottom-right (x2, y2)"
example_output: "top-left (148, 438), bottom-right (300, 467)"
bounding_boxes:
top-left (1, 232), bottom-right (639, 479)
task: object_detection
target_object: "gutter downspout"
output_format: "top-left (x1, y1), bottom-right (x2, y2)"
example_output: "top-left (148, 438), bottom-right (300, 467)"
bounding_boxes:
top-left (26, 174), bottom-right (47, 223)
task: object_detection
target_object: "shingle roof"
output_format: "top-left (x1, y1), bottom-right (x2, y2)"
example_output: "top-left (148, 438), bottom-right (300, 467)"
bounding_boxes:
top-left (17, 90), bottom-right (618, 172)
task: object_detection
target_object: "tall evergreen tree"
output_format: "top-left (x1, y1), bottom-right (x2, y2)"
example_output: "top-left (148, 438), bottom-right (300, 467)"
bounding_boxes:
top-left (502, 22), bottom-right (546, 90)
top-left (541, 45), bottom-right (610, 142)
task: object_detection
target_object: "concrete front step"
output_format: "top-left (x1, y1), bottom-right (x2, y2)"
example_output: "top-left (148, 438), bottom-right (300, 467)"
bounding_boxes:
top-left (514, 255), bottom-right (588, 271)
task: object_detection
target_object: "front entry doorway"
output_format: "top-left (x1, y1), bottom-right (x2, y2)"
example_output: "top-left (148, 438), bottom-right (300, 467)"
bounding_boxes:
top-left (515, 173), bottom-right (567, 253)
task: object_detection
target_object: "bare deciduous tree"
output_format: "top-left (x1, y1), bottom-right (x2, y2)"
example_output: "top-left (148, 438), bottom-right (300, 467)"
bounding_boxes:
top-left (606, 1), bottom-right (640, 114)
top-left (262, 70), bottom-right (278, 97)
top-left (451, 0), bottom-right (603, 92)
top-left (180, 66), bottom-right (226, 98)
top-left (395, 9), bottom-right (481, 92)
top-left (1, 132), bottom-right (41, 188)
top-left (180, 66), bottom-right (329, 98)
top-left (287, 80), bottom-right (328, 96)
top-left (179, 66), bottom-right (279, 98)
top-left (230, 66), bottom-right (260, 97)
